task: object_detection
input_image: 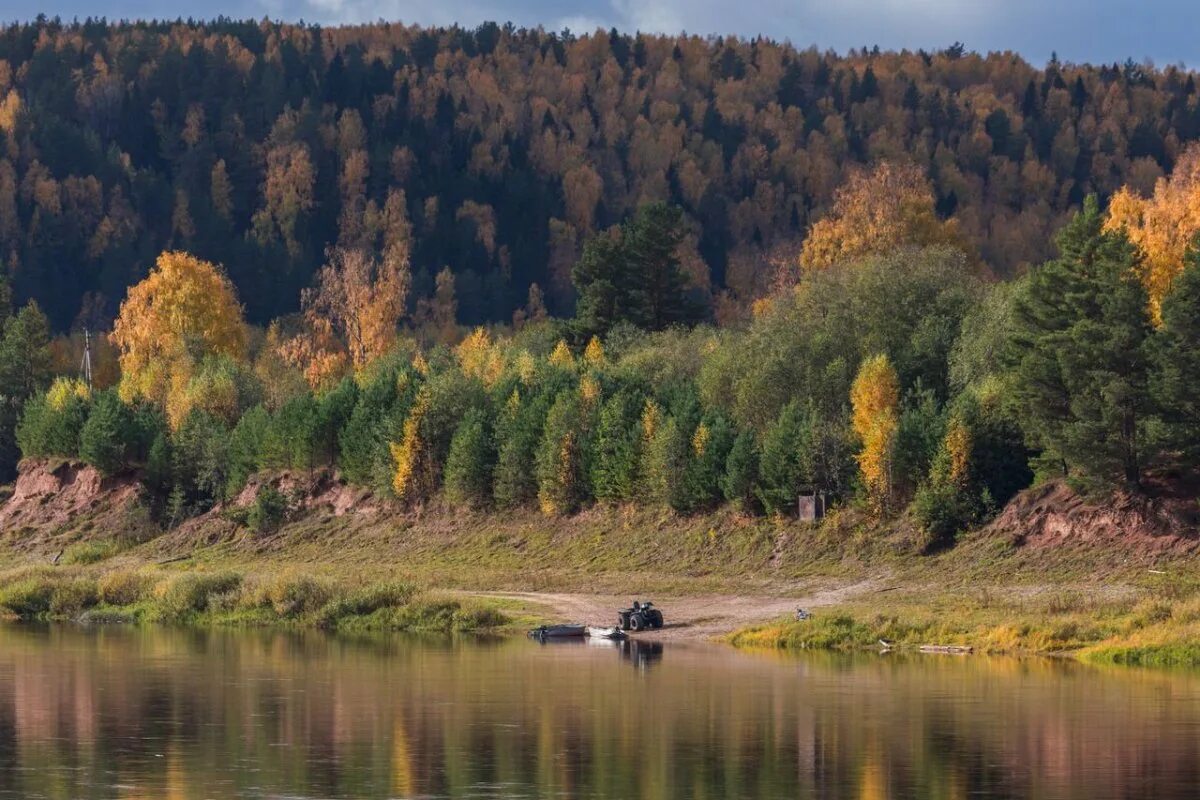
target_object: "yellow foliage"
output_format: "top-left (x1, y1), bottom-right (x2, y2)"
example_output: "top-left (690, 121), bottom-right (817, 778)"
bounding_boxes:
top-left (302, 246), bottom-right (411, 370)
top-left (110, 251), bottom-right (246, 428)
top-left (277, 317), bottom-right (348, 392)
top-left (1104, 145), bottom-right (1200, 323)
top-left (455, 327), bottom-right (505, 386)
top-left (944, 417), bottom-right (972, 488)
top-left (548, 339), bottom-right (575, 368)
top-left (514, 350), bottom-right (537, 384)
top-left (850, 354), bottom-right (900, 512)
top-left (411, 352), bottom-right (429, 376)
top-left (0, 89), bottom-right (20, 133)
top-left (579, 374), bottom-right (601, 408)
top-left (390, 390), bottom-right (429, 502)
top-left (46, 377), bottom-right (90, 411)
top-left (801, 161), bottom-right (966, 271)
top-left (641, 399), bottom-right (661, 442)
top-left (692, 422), bottom-right (710, 457)
top-left (583, 336), bottom-right (605, 366)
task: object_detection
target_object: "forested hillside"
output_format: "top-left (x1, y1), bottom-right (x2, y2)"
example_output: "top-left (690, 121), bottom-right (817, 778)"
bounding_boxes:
top-left (1, 18), bottom-right (1200, 330)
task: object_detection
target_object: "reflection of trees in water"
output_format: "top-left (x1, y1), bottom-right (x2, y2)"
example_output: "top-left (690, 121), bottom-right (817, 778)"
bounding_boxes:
top-left (2, 626), bottom-right (1200, 798)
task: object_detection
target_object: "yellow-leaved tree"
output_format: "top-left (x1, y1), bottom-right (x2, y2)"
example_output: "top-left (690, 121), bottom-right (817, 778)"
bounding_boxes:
top-left (850, 354), bottom-right (900, 513)
top-left (285, 245), bottom-right (411, 387)
top-left (110, 251), bottom-right (247, 427)
top-left (801, 161), bottom-right (966, 271)
top-left (1104, 145), bottom-right (1200, 323)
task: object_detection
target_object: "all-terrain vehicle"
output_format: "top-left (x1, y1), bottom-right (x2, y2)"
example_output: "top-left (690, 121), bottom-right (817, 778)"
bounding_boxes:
top-left (617, 600), bottom-right (664, 632)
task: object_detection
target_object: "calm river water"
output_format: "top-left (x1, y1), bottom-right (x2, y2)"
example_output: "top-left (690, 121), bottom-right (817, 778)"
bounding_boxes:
top-left (1, 624), bottom-right (1199, 799)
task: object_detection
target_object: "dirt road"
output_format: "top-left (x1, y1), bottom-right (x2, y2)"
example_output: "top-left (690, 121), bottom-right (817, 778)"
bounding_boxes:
top-left (472, 578), bottom-right (882, 640)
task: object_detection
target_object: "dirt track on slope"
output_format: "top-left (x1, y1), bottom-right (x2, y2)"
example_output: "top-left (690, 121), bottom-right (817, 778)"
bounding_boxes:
top-left (472, 578), bottom-right (883, 640)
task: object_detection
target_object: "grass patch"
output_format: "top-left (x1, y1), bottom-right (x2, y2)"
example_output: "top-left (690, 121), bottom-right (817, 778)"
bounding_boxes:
top-left (0, 565), bottom-right (508, 634)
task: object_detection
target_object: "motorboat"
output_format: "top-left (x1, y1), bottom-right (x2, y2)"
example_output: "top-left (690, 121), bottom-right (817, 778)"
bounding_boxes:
top-left (586, 626), bottom-right (628, 640)
top-left (528, 624), bottom-right (586, 639)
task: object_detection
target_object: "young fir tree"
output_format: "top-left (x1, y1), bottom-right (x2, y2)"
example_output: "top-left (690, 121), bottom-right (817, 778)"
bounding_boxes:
top-left (536, 391), bottom-right (584, 515)
top-left (755, 401), bottom-right (814, 515)
top-left (721, 430), bottom-right (759, 511)
top-left (79, 390), bottom-right (137, 475)
top-left (681, 413), bottom-right (735, 512)
top-left (1151, 242), bottom-right (1200, 459)
top-left (444, 407), bottom-right (494, 508)
top-left (590, 391), bottom-right (642, 503)
top-left (225, 405), bottom-right (270, 498)
top-left (1008, 196), bottom-right (1156, 488)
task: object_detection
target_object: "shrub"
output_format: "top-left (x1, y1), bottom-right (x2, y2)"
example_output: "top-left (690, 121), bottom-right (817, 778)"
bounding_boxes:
top-left (247, 486), bottom-right (288, 534)
top-left (97, 570), bottom-right (152, 606)
top-left (258, 573), bottom-right (335, 617)
top-left (49, 577), bottom-right (99, 616)
top-left (0, 575), bottom-right (56, 616)
top-left (314, 580), bottom-right (415, 627)
top-left (60, 539), bottom-right (121, 566)
top-left (153, 572), bottom-right (243, 619)
top-left (79, 390), bottom-right (136, 474)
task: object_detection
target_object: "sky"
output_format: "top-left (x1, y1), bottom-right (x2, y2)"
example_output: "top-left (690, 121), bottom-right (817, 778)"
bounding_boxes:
top-left (0, 0), bottom-right (1196, 67)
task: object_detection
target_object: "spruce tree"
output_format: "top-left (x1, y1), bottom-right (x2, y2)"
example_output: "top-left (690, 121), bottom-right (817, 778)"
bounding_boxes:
top-left (591, 391), bottom-right (642, 503)
top-left (444, 407), bottom-right (494, 508)
top-left (79, 390), bottom-right (136, 475)
top-left (1008, 196), bottom-right (1156, 488)
top-left (1152, 243), bottom-right (1200, 458)
top-left (721, 430), bottom-right (759, 510)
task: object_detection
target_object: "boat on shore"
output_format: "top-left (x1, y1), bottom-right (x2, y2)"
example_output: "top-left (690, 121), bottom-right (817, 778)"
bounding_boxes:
top-left (586, 626), bottom-right (628, 640)
top-left (528, 624), bottom-right (587, 639)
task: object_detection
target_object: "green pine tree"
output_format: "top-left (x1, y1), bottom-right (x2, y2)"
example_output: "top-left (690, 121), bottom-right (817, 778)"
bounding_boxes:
top-left (444, 407), bottom-right (494, 508)
top-left (1007, 196), bottom-right (1156, 489)
top-left (1152, 242), bottom-right (1200, 458)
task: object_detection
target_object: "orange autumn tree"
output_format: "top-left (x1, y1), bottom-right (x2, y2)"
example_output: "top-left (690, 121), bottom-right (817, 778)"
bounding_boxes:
top-left (1104, 145), bottom-right (1200, 323)
top-left (850, 353), bottom-right (900, 513)
top-left (285, 245), bottom-right (411, 388)
top-left (110, 251), bottom-right (247, 428)
top-left (801, 161), bottom-right (965, 271)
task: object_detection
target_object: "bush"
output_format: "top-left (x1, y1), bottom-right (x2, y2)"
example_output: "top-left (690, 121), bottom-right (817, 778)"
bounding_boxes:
top-left (97, 570), bottom-right (152, 606)
top-left (49, 577), bottom-right (99, 616)
top-left (247, 485), bottom-right (288, 534)
top-left (911, 481), bottom-right (977, 551)
top-left (60, 539), bottom-right (121, 565)
top-left (0, 575), bottom-right (56, 616)
top-left (255, 573), bottom-right (335, 617)
top-left (314, 580), bottom-right (415, 627)
top-left (153, 572), bottom-right (243, 619)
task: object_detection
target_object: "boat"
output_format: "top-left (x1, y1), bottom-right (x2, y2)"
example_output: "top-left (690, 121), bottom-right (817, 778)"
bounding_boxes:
top-left (528, 624), bottom-right (587, 639)
top-left (586, 626), bottom-right (628, 640)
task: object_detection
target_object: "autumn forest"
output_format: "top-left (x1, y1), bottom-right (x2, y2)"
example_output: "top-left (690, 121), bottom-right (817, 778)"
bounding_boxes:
top-left (3, 18), bottom-right (1200, 542)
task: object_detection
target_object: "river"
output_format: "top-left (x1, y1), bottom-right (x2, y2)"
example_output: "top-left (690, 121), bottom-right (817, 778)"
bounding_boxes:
top-left (0, 624), bottom-right (1198, 799)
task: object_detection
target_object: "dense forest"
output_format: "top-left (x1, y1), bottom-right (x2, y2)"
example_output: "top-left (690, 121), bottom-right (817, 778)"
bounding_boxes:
top-left (3, 18), bottom-right (1200, 546)
top-left (1, 18), bottom-right (1200, 330)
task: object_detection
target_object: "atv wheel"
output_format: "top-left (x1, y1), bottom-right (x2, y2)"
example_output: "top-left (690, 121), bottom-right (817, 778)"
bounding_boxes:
top-left (649, 611), bottom-right (663, 629)
top-left (629, 613), bottom-right (645, 632)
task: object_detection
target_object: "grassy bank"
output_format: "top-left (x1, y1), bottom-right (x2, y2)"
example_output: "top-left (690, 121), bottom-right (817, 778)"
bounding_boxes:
top-left (0, 564), bottom-right (513, 633)
top-left (728, 573), bottom-right (1200, 668)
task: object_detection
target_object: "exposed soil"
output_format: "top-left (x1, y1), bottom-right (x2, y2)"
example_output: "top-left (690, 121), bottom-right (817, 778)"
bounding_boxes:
top-left (986, 480), bottom-right (1200, 554)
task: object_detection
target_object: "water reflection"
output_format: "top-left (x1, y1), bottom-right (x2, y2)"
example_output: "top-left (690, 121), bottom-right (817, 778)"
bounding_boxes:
top-left (1, 624), bottom-right (1198, 799)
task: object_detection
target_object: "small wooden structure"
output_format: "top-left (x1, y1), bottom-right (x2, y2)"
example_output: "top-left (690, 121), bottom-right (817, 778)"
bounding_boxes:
top-left (797, 486), bottom-right (827, 521)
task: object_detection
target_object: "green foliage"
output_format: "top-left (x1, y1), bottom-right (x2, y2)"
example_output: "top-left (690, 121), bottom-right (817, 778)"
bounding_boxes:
top-left (1151, 244), bottom-right (1200, 458)
top-left (755, 402), bottom-right (815, 515)
top-left (573, 203), bottom-right (702, 337)
top-left (262, 393), bottom-right (321, 472)
top-left (247, 485), bottom-right (288, 534)
top-left (721, 431), bottom-right (759, 510)
top-left (700, 247), bottom-right (980, 431)
top-left (681, 413), bottom-right (735, 512)
top-left (591, 390), bottom-right (642, 503)
top-left (444, 407), bottom-right (494, 508)
top-left (493, 390), bottom-right (554, 508)
top-left (152, 572), bottom-right (243, 620)
top-left (169, 410), bottom-right (232, 514)
top-left (1007, 197), bottom-right (1156, 488)
top-left (536, 391), bottom-right (586, 514)
top-left (226, 405), bottom-right (270, 497)
top-left (893, 385), bottom-right (946, 499)
top-left (79, 390), bottom-right (138, 474)
top-left (16, 382), bottom-right (90, 460)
